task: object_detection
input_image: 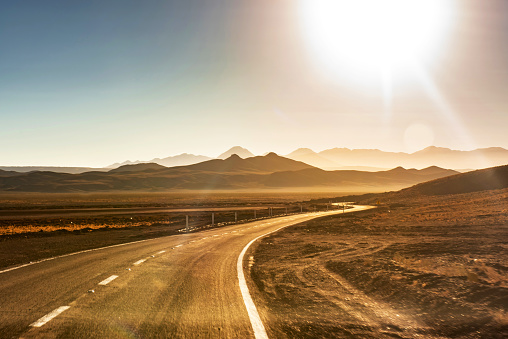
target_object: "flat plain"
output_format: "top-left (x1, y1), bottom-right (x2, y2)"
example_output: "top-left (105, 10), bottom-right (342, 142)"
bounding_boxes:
top-left (0, 192), bottom-right (340, 270)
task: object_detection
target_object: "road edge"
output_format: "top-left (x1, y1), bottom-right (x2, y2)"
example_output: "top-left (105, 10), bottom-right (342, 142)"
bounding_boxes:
top-left (237, 206), bottom-right (375, 338)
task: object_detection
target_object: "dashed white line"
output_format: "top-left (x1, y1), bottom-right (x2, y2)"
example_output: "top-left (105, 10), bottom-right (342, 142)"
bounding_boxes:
top-left (174, 244), bottom-right (183, 248)
top-left (30, 306), bottom-right (70, 327)
top-left (133, 259), bottom-right (146, 266)
top-left (98, 275), bottom-right (118, 286)
top-left (156, 250), bottom-right (166, 255)
top-left (0, 237), bottom-right (160, 275)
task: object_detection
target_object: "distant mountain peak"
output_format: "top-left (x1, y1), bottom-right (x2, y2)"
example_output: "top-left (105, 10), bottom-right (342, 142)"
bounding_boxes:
top-left (109, 162), bottom-right (166, 173)
top-left (413, 146), bottom-right (452, 154)
top-left (288, 148), bottom-right (316, 156)
top-left (217, 146), bottom-right (255, 159)
top-left (226, 154), bottom-right (242, 160)
top-left (387, 166), bottom-right (407, 173)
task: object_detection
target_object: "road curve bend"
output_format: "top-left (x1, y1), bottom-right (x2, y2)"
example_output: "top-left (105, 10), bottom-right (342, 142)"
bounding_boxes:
top-left (0, 205), bottom-right (373, 338)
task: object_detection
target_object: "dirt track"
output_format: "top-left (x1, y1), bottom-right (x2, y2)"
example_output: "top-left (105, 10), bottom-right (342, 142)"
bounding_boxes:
top-left (249, 190), bottom-right (508, 338)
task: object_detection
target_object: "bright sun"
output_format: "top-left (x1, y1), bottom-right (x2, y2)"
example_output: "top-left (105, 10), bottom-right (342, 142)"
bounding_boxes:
top-left (298, 0), bottom-right (454, 83)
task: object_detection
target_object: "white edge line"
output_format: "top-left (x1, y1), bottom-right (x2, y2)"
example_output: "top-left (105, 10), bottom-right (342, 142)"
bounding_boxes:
top-left (30, 306), bottom-right (70, 327)
top-left (237, 206), bottom-right (373, 339)
top-left (133, 259), bottom-right (146, 266)
top-left (237, 234), bottom-right (270, 339)
top-left (98, 274), bottom-right (118, 286)
top-left (0, 237), bottom-right (158, 274)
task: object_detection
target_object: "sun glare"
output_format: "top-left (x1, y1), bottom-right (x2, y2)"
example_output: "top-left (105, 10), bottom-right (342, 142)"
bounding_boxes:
top-left (299, 0), bottom-right (454, 83)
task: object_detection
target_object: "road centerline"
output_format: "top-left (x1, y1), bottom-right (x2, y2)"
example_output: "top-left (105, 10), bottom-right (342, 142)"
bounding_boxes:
top-left (98, 275), bottom-right (119, 286)
top-left (30, 306), bottom-right (71, 328)
top-left (133, 259), bottom-right (146, 266)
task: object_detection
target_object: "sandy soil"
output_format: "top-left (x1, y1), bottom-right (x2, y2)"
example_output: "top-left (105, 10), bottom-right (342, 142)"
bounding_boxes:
top-left (249, 190), bottom-right (508, 338)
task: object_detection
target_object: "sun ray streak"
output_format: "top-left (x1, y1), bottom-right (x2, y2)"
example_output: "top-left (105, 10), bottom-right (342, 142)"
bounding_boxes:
top-left (381, 65), bottom-right (393, 122)
top-left (412, 63), bottom-right (490, 167)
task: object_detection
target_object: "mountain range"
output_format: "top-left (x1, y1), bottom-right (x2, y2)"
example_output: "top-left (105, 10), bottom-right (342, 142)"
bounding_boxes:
top-left (106, 146), bottom-right (256, 169)
top-left (105, 145), bottom-right (508, 172)
top-left (4, 146), bottom-right (505, 174)
top-left (0, 153), bottom-right (458, 193)
top-left (106, 153), bottom-right (212, 169)
top-left (285, 146), bottom-right (508, 171)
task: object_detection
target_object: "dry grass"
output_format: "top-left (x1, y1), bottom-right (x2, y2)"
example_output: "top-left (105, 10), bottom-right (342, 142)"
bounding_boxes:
top-left (0, 221), bottom-right (156, 235)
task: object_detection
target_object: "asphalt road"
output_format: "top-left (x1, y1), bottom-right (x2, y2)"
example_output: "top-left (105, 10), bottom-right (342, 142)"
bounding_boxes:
top-left (0, 205), bottom-right (373, 338)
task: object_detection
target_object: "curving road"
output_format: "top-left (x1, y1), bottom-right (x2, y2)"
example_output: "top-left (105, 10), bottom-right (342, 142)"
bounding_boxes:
top-left (0, 205), bottom-right (373, 338)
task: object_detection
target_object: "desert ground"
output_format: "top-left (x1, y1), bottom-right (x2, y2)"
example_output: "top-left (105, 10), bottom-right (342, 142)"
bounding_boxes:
top-left (1, 189), bottom-right (507, 338)
top-left (0, 192), bottom-right (339, 269)
top-left (248, 188), bottom-right (508, 338)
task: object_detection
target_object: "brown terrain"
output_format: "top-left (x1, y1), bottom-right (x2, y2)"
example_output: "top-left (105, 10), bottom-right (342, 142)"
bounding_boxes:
top-left (0, 161), bottom-right (506, 338)
top-left (248, 166), bottom-right (508, 338)
top-left (0, 192), bottom-right (339, 270)
top-left (0, 153), bottom-right (457, 192)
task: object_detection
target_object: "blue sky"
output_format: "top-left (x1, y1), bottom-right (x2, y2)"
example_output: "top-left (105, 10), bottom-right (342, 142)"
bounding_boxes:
top-left (2, 0), bottom-right (508, 166)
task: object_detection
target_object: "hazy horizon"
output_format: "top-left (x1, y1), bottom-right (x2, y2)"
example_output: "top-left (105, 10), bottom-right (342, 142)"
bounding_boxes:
top-left (1, 144), bottom-right (507, 170)
top-left (2, 1), bottom-right (508, 167)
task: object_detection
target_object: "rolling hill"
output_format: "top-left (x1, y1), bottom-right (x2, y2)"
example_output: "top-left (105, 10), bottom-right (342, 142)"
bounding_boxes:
top-left (0, 166), bottom-right (108, 174)
top-left (262, 166), bottom-right (458, 189)
top-left (398, 163), bottom-right (508, 196)
top-left (0, 154), bottom-right (458, 193)
top-left (180, 153), bottom-right (315, 173)
top-left (324, 163), bottom-right (508, 206)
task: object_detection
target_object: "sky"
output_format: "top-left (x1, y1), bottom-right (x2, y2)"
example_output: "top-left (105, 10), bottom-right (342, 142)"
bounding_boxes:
top-left (1, 0), bottom-right (508, 167)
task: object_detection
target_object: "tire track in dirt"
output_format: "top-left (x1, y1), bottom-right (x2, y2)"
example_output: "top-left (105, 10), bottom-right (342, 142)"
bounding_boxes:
top-left (317, 239), bottom-right (389, 261)
top-left (296, 264), bottom-right (442, 338)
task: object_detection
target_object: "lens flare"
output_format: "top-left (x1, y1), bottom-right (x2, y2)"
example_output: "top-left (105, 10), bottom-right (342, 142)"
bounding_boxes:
top-left (298, 0), bottom-right (454, 82)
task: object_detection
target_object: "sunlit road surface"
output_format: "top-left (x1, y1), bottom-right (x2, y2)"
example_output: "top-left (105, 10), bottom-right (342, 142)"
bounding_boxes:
top-left (0, 205), bottom-right (374, 338)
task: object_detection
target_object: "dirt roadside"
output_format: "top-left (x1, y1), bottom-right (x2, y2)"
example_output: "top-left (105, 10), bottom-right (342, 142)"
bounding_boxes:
top-left (249, 190), bottom-right (508, 338)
